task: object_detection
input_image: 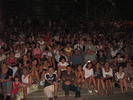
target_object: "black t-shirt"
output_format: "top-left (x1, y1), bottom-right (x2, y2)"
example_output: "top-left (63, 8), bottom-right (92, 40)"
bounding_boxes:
top-left (1, 46), bottom-right (10, 53)
top-left (56, 41), bottom-right (65, 46)
top-left (5, 68), bottom-right (13, 79)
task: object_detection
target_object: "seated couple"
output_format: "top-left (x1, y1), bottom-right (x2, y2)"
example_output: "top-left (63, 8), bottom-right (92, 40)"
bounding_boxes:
top-left (44, 65), bottom-right (81, 100)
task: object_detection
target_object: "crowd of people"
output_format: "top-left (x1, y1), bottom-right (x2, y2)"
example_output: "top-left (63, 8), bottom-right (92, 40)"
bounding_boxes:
top-left (0, 17), bottom-right (133, 100)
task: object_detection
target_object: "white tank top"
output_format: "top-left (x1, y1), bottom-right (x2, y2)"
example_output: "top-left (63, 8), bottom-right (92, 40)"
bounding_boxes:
top-left (21, 74), bottom-right (30, 84)
top-left (116, 72), bottom-right (125, 80)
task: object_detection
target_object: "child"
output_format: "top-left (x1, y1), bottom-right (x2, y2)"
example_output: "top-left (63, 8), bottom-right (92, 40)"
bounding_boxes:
top-left (11, 76), bottom-right (21, 99)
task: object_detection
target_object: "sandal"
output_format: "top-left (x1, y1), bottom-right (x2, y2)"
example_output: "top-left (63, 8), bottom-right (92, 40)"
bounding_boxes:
top-left (98, 92), bottom-right (104, 95)
top-left (54, 96), bottom-right (59, 100)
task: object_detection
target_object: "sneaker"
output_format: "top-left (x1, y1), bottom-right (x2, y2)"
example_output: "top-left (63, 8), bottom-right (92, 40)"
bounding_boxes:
top-left (40, 81), bottom-right (44, 86)
top-left (98, 92), bottom-right (104, 95)
top-left (88, 90), bottom-right (92, 94)
top-left (94, 88), bottom-right (98, 92)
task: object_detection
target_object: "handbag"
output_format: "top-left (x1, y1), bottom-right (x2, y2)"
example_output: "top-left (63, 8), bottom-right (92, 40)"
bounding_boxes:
top-left (29, 83), bottom-right (39, 94)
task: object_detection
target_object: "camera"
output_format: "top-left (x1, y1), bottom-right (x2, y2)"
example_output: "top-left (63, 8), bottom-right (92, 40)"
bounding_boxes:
top-left (88, 60), bottom-right (91, 63)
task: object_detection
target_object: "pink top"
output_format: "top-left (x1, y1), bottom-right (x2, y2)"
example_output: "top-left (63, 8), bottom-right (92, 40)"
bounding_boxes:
top-left (7, 57), bottom-right (15, 66)
top-left (33, 48), bottom-right (41, 56)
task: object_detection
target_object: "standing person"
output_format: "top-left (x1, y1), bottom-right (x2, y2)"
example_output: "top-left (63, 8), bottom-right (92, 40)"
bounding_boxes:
top-left (0, 62), bottom-right (13, 100)
top-left (62, 65), bottom-right (81, 100)
top-left (102, 62), bottom-right (113, 95)
top-left (11, 76), bottom-right (21, 99)
top-left (115, 66), bottom-right (128, 95)
top-left (44, 66), bottom-right (58, 100)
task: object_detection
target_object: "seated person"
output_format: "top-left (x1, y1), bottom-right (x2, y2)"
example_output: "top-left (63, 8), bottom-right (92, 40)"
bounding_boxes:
top-left (21, 67), bottom-right (32, 99)
top-left (124, 62), bottom-right (133, 82)
top-left (62, 65), bottom-right (81, 100)
top-left (83, 61), bottom-right (97, 94)
top-left (0, 62), bottom-right (13, 100)
top-left (102, 62), bottom-right (113, 95)
top-left (57, 56), bottom-right (69, 80)
top-left (75, 64), bottom-right (85, 88)
top-left (44, 66), bottom-right (58, 100)
top-left (115, 66), bottom-right (128, 95)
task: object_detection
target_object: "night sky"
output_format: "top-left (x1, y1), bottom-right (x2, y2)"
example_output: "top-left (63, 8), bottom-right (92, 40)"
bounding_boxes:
top-left (0, 0), bottom-right (133, 20)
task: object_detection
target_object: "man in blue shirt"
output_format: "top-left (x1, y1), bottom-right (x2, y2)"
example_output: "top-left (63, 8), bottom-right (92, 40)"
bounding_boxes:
top-left (71, 49), bottom-right (83, 69)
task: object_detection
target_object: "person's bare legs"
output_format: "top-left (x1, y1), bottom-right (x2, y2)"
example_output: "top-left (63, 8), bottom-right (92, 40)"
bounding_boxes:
top-left (54, 83), bottom-right (58, 97)
top-left (123, 79), bottom-right (128, 94)
top-left (31, 71), bottom-right (35, 79)
top-left (119, 79), bottom-right (124, 95)
top-left (105, 80), bottom-right (109, 94)
top-left (57, 68), bottom-right (61, 80)
top-left (23, 87), bottom-right (27, 99)
top-left (35, 71), bottom-right (40, 82)
top-left (41, 71), bottom-right (45, 81)
top-left (92, 77), bottom-right (97, 91)
top-left (88, 77), bottom-right (92, 91)
top-left (80, 78), bottom-right (85, 88)
top-left (76, 78), bottom-right (81, 88)
top-left (11, 94), bottom-right (16, 100)
top-left (108, 79), bottom-right (113, 94)
top-left (97, 79), bottom-right (101, 94)
top-left (101, 79), bottom-right (106, 94)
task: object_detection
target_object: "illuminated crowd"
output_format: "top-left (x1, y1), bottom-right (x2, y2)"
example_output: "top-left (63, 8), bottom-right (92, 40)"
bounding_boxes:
top-left (0, 17), bottom-right (133, 100)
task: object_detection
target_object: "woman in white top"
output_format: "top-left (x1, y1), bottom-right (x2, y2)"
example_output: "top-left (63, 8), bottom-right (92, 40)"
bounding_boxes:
top-left (21, 67), bottom-right (32, 99)
top-left (14, 45), bottom-right (22, 59)
top-left (102, 62), bottom-right (113, 94)
top-left (57, 56), bottom-right (69, 79)
top-left (115, 66), bottom-right (128, 95)
top-left (83, 61), bottom-right (97, 94)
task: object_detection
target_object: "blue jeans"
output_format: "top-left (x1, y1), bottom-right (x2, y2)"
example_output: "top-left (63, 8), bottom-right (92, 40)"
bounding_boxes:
top-left (62, 84), bottom-right (81, 98)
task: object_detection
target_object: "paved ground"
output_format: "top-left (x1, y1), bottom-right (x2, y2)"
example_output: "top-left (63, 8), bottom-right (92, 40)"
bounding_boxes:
top-left (26, 83), bottom-right (133, 100)
top-left (1, 83), bottom-right (132, 100)
top-left (27, 92), bottom-right (133, 100)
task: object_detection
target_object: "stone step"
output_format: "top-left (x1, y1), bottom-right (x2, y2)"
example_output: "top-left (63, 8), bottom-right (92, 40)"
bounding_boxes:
top-left (27, 83), bottom-right (133, 99)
